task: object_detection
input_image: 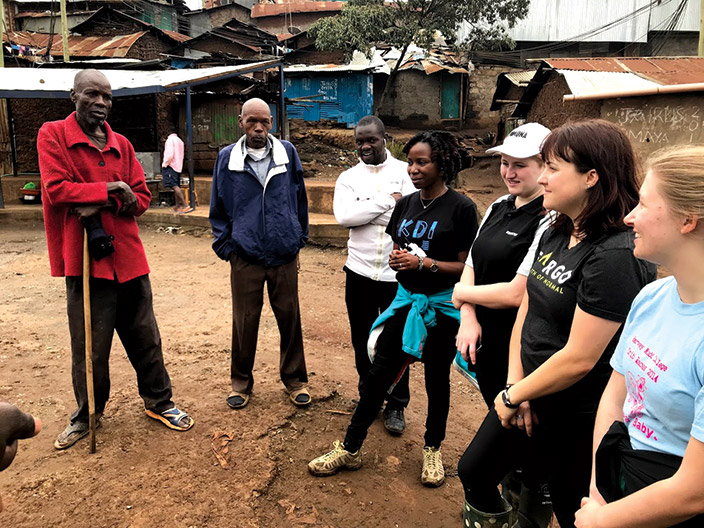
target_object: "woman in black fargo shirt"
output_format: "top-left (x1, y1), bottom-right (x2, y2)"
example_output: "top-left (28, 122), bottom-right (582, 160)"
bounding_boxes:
top-left (457, 120), bottom-right (656, 528)
top-left (453, 122), bottom-right (554, 527)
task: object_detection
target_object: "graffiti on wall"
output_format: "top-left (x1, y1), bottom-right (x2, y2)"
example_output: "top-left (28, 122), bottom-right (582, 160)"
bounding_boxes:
top-left (602, 96), bottom-right (704, 149)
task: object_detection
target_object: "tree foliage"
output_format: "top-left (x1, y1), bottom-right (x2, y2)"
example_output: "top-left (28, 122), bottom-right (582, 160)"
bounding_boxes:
top-left (310, 0), bottom-right (530, 59)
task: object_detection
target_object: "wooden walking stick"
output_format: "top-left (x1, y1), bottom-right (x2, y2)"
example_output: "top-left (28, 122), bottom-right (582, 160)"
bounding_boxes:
top-left (83, 229), bottom-right (97, 453)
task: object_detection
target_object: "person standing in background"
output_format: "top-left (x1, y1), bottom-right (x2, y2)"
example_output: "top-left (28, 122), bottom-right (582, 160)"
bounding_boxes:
top-left (162, 126), bottom-right (191, 214)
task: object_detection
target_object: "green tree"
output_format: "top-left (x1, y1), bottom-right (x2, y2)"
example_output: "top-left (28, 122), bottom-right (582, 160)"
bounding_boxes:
top-left (310, 0), bottom-right (530, 115)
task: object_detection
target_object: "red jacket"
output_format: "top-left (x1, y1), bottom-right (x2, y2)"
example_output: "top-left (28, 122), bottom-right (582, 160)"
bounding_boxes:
top-left (38, 112), bottom-right (151, 282)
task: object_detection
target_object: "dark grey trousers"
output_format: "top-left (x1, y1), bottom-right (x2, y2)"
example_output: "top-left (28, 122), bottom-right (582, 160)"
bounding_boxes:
top-left (229, 254), bottom-right (307, 394)
top-left (66, 275), bottom-right (174, 423)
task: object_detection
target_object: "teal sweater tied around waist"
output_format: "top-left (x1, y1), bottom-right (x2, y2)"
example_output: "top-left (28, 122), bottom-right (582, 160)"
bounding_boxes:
top-left (368, 284), bottom-right (460, 361)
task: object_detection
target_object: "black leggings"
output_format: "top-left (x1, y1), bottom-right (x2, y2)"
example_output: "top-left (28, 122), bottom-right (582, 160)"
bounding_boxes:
top-left (344, 267), bottom-right (409, 409)
top-left (343, 307), bottom-right (458, 452)
top-left (458, 407), bottom-right (595, 527)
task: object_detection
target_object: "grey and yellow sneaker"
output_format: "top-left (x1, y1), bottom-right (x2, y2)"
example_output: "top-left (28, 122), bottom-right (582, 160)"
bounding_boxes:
top-left (421, 446), bottom-right (445, 487)
top-left (308, 440), bottom-right (362, 476)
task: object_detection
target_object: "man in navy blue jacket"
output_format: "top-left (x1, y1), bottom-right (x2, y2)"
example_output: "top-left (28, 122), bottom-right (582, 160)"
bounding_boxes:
top-left (209, 98), bottom-right (310, 410)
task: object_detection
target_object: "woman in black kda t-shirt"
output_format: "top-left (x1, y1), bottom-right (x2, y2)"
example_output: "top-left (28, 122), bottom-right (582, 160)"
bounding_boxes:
top-left (458, 120), bottom-right (656, 528)
top-left (308, 131), bottom-right (478, 487)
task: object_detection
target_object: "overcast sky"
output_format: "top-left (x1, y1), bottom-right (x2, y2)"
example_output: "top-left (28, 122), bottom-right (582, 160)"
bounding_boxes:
top-left (184, 0), bottom-right (202, 10)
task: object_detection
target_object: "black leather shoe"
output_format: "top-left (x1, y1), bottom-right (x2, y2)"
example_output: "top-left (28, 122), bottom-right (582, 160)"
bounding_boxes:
top-left (383, 407), bottom-right (406, 435)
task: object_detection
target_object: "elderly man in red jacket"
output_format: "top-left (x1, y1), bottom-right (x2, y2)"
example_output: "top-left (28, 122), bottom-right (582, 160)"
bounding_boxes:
top-left (38, 69), bottom-right (194, 450)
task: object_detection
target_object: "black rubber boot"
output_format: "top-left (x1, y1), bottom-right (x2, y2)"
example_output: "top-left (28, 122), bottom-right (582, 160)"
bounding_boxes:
top-left (463, 497), bottom-right (512, 528)
top-left (516, 484), bottom-right (553, 528)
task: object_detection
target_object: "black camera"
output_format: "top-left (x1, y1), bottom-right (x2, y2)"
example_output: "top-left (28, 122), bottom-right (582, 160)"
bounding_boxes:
top-left (81, 214), bottom-right (115, 261)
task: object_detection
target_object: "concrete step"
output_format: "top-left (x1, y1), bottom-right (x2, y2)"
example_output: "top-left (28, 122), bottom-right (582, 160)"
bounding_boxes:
top-left (1, 174), bottom-right (338, 217)
top-left (184, 176), bottom-right (335, 215)
top-left (0, 204), bottom-right (348, 248)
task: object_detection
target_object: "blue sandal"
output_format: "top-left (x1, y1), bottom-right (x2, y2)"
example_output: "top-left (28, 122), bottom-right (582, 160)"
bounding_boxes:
top-left (145, 407), bottom-right (194, 431)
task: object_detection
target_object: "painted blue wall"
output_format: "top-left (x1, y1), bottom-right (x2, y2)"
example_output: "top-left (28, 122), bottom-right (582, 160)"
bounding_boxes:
top-left (284, 73), bottom-right (373, 128)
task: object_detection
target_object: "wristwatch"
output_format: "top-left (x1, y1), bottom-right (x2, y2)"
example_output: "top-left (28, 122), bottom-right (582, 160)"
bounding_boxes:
top-left (417, 256), bottom-right (425, 271)
top-left (501, 388), bottom-right (520, 409)
top-left (429, 259), bottom-right (438, 273)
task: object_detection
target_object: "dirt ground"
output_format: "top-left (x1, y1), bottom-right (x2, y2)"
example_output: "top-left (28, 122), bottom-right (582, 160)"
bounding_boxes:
top-left (0, 220), bottom-right (494, 528)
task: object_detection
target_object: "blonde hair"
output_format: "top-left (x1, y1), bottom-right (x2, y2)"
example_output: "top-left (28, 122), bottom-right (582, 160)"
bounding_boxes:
top-left (646, 145), bottom-right (704, 220)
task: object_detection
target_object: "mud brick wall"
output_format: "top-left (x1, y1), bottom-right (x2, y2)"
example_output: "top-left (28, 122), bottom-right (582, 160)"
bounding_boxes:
top-left (125, 33), bottom-right (172, 61)
top-left (378, 70), bottom-right (443, 128)
top-left (10, 95), bottom-right (164, 173)
top-left (10, 99), bottom-right (75, 173)
top-left (465, 64), bottom-right (524, 130)
top-left (527, 72), bottom-right (600, 130)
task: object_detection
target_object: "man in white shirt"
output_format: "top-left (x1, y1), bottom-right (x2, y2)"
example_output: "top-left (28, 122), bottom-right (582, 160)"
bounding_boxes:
top-left (333, 116), bottom-right (415, 434)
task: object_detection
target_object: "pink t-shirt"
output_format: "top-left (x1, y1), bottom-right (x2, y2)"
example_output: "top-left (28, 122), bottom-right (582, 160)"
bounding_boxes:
top-left (162, 133), bottom-right (184, 172)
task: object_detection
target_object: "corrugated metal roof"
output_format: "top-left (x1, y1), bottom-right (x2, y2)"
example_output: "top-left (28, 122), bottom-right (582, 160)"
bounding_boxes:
top-left (542, 57), bottom-right (704, 86)
top-left (162, 30), bottom-right (191, 42)
top-left (0, 61), bottom-right (280, 98)
top-left (511, 56), bottom-right (704, 116)
top-left (503, 71), bottom-right (535, 86)
top-left (70, 7), bottom-right (192, 44)
top-left (389, 48), bottom-right (470, 75)
top-left (4, 31), bottom-right (149, 58)
top-left (285, 63), bottom-right (380, 73)
top-left (458, 0), bottom-right (698, 44)
top-left (558, 70), bottom-right (658, 96)
top-left (251, 1), bottom-right (343, 18)
top-left (285, 49), bottom-right (389, 74)
top-left (509, 0), bottom-right (648, 43)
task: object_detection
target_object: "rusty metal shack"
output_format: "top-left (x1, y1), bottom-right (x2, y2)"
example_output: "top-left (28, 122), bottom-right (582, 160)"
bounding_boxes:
top-left (513, 57), bottom-right (704, 158)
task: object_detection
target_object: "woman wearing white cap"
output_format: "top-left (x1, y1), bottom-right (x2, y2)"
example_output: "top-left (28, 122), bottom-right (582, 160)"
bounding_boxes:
top-left (452, 122), bottom-right (554, 527)
top-left (457, 120), bottom-right (656, 528)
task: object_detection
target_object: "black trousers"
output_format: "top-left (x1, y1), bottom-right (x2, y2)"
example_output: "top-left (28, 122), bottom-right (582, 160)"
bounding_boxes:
top-left (344, 267), bottom-right (409, 409)
top-left (474, 340), bottom-right (509, 408)
top-left (343, 306), bottom-right (457, 452)
top-left (473, 308), bottom-right (516, 408)
top-left (458, 407), bottom-right (595, 527)
top-left (229, 254), bottom-right (307, 394)
top-left (66, 275), bottom-right (174, 423)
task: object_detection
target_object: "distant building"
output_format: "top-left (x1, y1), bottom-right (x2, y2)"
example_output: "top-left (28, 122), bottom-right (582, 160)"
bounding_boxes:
top-left (183, 1), bottom-right (252, 37)
top-left (5, 0), bottom-right (187, 34)
top-left (250, 1), bottom-right (343, 38)
top-left (511, 57), bottom-right (704, 158)
top-left (462, 0), bottom-right (700, 66)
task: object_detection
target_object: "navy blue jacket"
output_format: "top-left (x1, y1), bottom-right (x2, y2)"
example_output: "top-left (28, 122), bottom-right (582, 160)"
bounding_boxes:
top-left (209, 135), bottom-right (309, 267)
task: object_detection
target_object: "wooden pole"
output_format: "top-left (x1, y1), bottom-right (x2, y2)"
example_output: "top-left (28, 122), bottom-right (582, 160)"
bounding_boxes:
top-left (700, 0), bottom-right (704, 57)
top-left (0, 0), bottom-right (6, 68)
top-left (59, 0), bottom-right (70, 63)
top-left (83, 230), bottom-right (96, 453)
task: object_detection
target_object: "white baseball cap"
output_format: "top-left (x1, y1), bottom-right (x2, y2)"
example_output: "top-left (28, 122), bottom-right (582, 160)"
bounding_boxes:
top-left (486, 122), bottom-right (551, 159)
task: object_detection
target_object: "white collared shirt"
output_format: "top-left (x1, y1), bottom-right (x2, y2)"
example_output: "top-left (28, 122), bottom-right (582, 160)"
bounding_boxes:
top-left (333, 150), bottom-right (415, 282)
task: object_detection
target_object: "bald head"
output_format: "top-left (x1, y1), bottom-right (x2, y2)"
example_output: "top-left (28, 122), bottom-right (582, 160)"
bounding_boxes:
top-left (73, 69), bottom-right (110, 92)
top-left (239, 98), bottom-right (272, 148)
top-left (240, 98), bottom-right (271, 119)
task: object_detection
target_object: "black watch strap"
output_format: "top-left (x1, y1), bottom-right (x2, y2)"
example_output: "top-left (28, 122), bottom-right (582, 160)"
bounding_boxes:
top-left (501, 388), bottom-right (520, 409)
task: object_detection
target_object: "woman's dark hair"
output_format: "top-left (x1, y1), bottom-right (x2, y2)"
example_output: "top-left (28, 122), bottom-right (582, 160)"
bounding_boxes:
top-left (540, 119), bottom-right (640, 240)
top-left (402, 131), bottom-right (471, 186)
